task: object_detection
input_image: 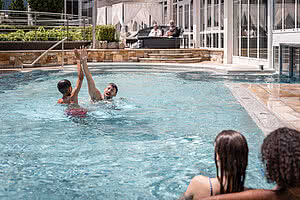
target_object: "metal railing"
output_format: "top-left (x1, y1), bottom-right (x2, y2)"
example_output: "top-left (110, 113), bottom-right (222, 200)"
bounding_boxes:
top-left (0, 10), bottom-right (91, 27)
top-left (22, 37), bottom-right (68, 68)
top-left (0, 10), bottom-right (92, 41)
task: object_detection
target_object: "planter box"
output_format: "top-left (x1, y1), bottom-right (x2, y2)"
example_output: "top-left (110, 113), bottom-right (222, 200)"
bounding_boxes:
top-left (0, 41), bottom-right (91, 51)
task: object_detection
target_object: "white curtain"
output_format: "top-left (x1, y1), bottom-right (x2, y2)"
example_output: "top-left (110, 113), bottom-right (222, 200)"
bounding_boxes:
top-left (124, 4), bottom-right (143, 25)
top-left (143, 3), bottom-right (163, 25)
top-left (97, 7), bottom-right (107, 25)
top-left (124, 3), bottom-right (163, 28)
top-left (112, 3), bottom-right (123, 26)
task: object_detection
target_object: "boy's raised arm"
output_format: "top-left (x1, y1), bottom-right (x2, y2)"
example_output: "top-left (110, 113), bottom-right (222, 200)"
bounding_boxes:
top-left (71, 49), bottom-right (84, 100)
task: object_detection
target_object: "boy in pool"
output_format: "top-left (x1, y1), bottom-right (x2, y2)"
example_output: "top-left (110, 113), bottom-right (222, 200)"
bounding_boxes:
top-left (78, 47), bottom-right (118, 102)
top-left (57, 49), bottom-right (84, 104)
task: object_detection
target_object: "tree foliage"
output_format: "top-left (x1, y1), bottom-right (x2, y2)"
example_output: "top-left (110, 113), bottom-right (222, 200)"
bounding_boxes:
top-left (9, 0), bottom-right (26, 11)
top-left (27, 0), bottom-right (63, 13)
top-left (0, 0), bottom-right (3, 10)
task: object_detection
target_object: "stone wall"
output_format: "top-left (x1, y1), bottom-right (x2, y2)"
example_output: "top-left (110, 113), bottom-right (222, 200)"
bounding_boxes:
top-left (0, 49), bottom-right (224, 69)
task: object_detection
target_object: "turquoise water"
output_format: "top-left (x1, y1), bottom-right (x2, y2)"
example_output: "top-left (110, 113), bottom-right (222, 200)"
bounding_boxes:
top-left (0, 69), bottom-right (273, 199)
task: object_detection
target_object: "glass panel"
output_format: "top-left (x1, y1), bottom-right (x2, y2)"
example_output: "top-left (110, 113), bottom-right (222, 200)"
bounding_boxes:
top-left (274, 46), bottom-right (279, 72)
top-left (233, 0), bottom-right (240, 56)
top-left (249, 0), bottom-right (258, 58)
top-left (213, 33), bottom-right (219, 48)
top-left (190, 34), bottom-right (194, 47)
top-left (200, 34), bottom-right (205, 47)
top-left (220, 0), bottom-right (224, 30)
top-left (73, 0), bottom-right (78, 15)
top-left (220, 33), bottom-right (224, 48)
top-left (214, 0), bottom-right (219, 27)
top-left (294, 48), bottom-right (300, 78)
top-left (259, 0), bottom-right (268, 59)
top-left (284, 0), bottom-right (295, 29)
top-left (208, 0), bottom-right (212, 27)
top-left (190, 1), bottom-right (193, 30)
top-left (241, 0), bottom-right (248, 57)
top-left (274, 0), bottom-right (283, 30)
top-left (200, 1), bottom-right (205, 31)
top-left (282, 46), bottom-right (290, 76)
top-left (179, 5), bottom-right (183, 27)
top-left (184, 4), bottom-right (189, 29)
top-left (207, 34), bottom-right (211, 47)
top-left (164, 7), bottom-right (168, 25)
top-left (298, 0), bottom-right (300, 27)
top-left (173, 5), bottom-right (177, 25)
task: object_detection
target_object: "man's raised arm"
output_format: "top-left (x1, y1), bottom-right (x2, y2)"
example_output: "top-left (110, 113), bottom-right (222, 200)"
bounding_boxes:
top-left (79, 48), bottom-right (102, 101)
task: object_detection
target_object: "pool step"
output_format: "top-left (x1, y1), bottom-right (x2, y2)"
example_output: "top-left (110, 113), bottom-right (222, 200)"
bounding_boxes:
top-left (139, 57), bottom-right (203, 63)
top-left (147, 53), bottom-right (193, 59)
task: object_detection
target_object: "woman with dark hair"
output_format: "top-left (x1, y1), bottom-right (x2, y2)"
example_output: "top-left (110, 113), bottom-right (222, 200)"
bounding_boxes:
top-left (180, 130), bottom-right (249, 200)
top-left (200, 127), bottom-right (300, 200)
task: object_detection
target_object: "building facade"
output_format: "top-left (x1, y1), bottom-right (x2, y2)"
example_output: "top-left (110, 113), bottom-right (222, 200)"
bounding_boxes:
top-left (159, 0), bottom-right (300, 76)
top-left (97, 0), bottom-right (299, 75)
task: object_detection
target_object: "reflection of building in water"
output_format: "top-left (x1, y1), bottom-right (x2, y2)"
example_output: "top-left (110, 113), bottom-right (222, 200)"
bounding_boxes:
top-left (95, 0), bottom-right (300, 77)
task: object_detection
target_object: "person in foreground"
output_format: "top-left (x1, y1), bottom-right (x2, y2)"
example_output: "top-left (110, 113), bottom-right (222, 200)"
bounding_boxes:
top-left (57, 49), bottom-right (84, 104)
top-left (179, 130), bottom-right (249, 200)
top-left (78, 47), bottom-right (118, 102)
top-left (201, 127), bottom-right (300, 200)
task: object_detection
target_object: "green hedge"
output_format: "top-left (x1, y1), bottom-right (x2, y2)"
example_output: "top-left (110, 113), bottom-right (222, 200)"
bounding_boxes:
top-left (0, 25), bottom-right (117, 42)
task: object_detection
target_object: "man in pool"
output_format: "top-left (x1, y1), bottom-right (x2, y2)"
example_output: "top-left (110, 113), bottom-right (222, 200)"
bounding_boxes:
top-left (78, 47), bottom-right (118, 102)
top-left (57, 49), bottom-right (84, 104)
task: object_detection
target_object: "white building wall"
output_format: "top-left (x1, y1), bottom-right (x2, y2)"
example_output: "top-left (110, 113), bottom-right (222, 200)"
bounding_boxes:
top-left (273, 32), bottom-right (300, 46)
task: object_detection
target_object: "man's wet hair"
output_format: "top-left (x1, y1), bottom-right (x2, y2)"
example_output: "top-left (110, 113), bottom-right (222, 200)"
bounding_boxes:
top-left (57, 79), bottom-right (71, 95)
top-left (108, 83), bottom-right (118, 94)
top-left (261, 127), bottom-right (300, 188)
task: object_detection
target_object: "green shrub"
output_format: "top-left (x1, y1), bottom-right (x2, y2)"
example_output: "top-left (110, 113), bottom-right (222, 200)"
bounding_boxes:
top-left (0, 25), bottom-right (117, 42)
top-left (0, 34), bottom-right (9, 41)
top-left (7, 30), bottom-right (25, 41)
top-left (24, 31), bottom-right (36, 41)
top-left (96, 25), bottom-right (116, 42)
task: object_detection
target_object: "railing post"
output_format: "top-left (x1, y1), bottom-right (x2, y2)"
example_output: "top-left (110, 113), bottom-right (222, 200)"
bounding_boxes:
top-left (83, 17), bottom-right (86, 41)
top-left (62, 39), bottom-right (64, 68)
top-left (34, 13), bottom-right (37, 41)
top-left (67, 15), bottom-right (69, 41)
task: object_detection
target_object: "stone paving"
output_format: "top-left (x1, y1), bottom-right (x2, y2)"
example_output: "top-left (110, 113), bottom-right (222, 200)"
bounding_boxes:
top-left (245, 83), bottom-right (300, 132)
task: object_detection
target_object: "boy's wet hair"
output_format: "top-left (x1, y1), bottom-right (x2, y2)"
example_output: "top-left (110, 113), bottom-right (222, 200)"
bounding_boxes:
top-left (57, 79), bottom-right (71, 94)
top-left (108, 83), bottom-right (118, 94)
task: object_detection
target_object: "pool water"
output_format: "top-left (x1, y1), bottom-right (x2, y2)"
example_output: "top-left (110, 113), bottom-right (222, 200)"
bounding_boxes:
top-left (0, 69), bottom-right (273, 199)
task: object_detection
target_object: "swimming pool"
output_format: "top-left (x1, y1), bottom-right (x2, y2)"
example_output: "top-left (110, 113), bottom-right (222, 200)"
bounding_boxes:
top-left (0, 67), bottom-right (274, 199)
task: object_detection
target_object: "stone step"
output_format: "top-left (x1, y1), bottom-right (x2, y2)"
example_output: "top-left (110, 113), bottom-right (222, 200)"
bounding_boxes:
top-left (139, 57), bottom-right (203, 63)
top-left (148, 53), bottom-right (193, 59)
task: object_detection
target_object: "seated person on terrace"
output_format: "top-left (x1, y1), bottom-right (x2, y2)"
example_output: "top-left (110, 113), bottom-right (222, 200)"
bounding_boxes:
top-left (201, 127), bottom-right (300, 200)
top-left (179, 130), bottom-right (249, 200)
top-left (57, 49), bottom-right (84, 104)
top-left (148, 23), bottom-right (162, 37)
top-left (165, 20), bottom-right (180, 37)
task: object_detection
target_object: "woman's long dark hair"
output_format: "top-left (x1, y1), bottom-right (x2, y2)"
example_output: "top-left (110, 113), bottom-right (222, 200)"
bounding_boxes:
top-left (214, 130), bottom-right (249, 194)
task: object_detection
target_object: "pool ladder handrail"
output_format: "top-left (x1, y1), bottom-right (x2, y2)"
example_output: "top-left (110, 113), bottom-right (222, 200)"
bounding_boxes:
top-left (22, 37), bottom-right (68, 68)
